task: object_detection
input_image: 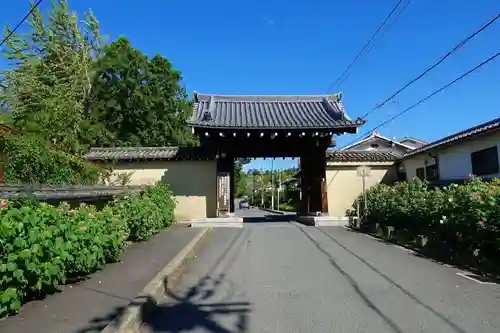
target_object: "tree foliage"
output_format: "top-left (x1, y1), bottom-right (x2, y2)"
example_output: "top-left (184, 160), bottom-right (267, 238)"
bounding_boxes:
top-left (90, 37), bottom-right (197, 147)
top-left (234, 158), bottom-right (251, 197)
top-left (1, 0), bottom-right (102, 154)
top-left (2, 135), bottom-right (101, 185)
top-left (0, 0), bottom-right (197, 163)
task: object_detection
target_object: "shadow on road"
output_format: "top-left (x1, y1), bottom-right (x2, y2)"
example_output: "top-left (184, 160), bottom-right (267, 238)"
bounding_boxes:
top-left (296, 226), bottom-right (405, 333)
top-left (242, 214), bottom-right (296, 223)
top-left (77, 228), bottom-right (252, 333)
top-left (306, 226), bottom-right (466, 333)
top-left (140, 273), bottom-right (251, 333)
top-left (76, 272), bottom-right (251, 333)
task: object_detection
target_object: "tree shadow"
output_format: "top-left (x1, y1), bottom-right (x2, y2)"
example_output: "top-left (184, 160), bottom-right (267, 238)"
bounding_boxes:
top-left (140, 272), bottom-right (251, 333)
top-left (75, 271), bottom-right (251, 333)
top-left (74, 303), bottom-right (129, 333)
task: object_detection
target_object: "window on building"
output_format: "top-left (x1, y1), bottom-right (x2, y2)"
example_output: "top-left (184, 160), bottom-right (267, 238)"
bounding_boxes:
top-left (471, 146), bottom-right (499, 176)
top-left (370, 143), bottom-right (379, 148)
top-left (415, 164), bottom-right (438, 181)
top-left (416, 167), bottom-right (425, 180)
top-left (426, 164), bottom-right (438, 181)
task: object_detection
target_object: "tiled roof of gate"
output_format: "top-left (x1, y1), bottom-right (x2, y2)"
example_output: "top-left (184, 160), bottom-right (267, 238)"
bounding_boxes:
top-left (326, 150), bottom-right (397, 162)
top-left (402, 117), bottom-right (500, 159)
top-left (190, 92), bottom-right (365, 129)
top-left (85, 147), bottom-right (215, 161)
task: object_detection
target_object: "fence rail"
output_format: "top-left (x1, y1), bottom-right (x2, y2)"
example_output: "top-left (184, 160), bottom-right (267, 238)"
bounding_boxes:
top-left (0, 184), bottom-right (146, 201)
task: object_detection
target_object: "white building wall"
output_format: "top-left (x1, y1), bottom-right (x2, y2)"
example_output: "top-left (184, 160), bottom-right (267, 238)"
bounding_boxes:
top-left (437, 131), bottom-right (500, 180)
top-left (402, 131), bottom-right (500, 181)
top-left (402, 154), bottom-right (436, 180)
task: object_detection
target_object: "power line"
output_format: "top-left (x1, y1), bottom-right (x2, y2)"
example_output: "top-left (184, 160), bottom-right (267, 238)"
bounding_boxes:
top-left (0, 0), bottom-right (43, 47)
top-left (341, 50), bottom-right (500, 149)
top-left (360, 12), bottom-right (500, 119)
top-left (334, 0), bottom-right (413, 89)
top-left (326, 0), bottom-right (411, 92)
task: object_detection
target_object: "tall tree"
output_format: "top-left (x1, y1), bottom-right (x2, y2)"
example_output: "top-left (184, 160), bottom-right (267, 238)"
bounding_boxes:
top-left (90, 37), bottom-right (196, 147)
top-left (1, 0), bottom-right (103, 153)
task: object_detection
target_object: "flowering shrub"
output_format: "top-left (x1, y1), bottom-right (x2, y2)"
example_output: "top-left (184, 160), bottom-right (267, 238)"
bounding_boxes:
top-left (0, 183), bottom-right (176, 317)
top-left (357, 177), bottom-right (500, 275)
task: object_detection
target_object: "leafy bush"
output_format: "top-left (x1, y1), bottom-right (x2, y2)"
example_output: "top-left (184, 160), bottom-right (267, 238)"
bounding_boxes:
top-left (357, 177), bottom-right (500, 275)
top-left (2, 135), bottom-right (102, 185)
top-left (0, 183), bottom-right (176, 317)
top-left (142, 184), bottom-right (176, 227)
top-left (110, 184), bottom-right (176, 241)
top-left (278, 203), bottom-right (295, 212)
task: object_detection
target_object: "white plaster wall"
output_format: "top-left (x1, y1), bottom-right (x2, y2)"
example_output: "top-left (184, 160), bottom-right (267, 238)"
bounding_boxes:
top-left (402, 154), bottom-right (436, 181)
top-left (437, 131), bottom-right (500, 180)
top-left (402, 131), bottom-right (500, 181)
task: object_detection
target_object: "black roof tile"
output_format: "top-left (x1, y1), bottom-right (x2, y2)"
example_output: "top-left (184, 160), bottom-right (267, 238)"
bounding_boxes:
top-left (85, 147), bottom-right (215, 161)
top-left (403, 117), bottom-right (500, 159)
top-left (190, 92), bottom-right (365, 130)
top-left (326, 150), bottom-right (397, 162)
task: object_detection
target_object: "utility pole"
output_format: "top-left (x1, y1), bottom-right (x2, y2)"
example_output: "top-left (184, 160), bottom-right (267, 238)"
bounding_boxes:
top-left (260, 166), bottom-right (264, 207)
top-left (251, 171), bottom-right (255, 205)
top-left (271, 159), bottom-right (275, 210)
top-left (357, 165), bottom-right (371, 218)
top-left (277, 168), bottom-right (281, 207)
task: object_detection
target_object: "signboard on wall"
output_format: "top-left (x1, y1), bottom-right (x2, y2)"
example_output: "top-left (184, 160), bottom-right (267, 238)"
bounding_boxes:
top-left (217, 171), bottom-right (230, 216)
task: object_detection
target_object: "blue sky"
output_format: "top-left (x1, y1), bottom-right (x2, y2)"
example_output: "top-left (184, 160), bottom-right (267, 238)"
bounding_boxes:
top-left (1, 0), bottom-right (499, 172)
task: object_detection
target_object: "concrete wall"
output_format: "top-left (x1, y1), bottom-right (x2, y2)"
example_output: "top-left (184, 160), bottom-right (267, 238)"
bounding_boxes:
top-left (325, 161), bottom-right (397, 217)
top-left (403, 131), bottom-right (500, 181)
top-left (108, 160), bottom-right (217, 220)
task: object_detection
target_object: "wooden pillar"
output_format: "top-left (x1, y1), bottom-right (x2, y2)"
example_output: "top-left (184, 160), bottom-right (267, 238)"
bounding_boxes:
top-left (299, 155), bottom-right (310, 215)
top-left (300, 151), bottom-right (327, 215)
top-left (310, 150), bottom-right (327, 214)
top-left (216, 155), bottom-right (232, 217)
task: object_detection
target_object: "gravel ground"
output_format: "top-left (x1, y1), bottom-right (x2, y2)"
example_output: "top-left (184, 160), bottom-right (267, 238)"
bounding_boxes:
top-left (140, 220), bottom-right (500, 333)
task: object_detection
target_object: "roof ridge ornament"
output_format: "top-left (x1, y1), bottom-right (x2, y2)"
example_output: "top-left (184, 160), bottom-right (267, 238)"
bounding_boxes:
top-left (334, 92), bottom-right (342, 103)
top-left (202, 96), bottom-right (215, 121)
top-left (321, 97), bottom-right (341, 116)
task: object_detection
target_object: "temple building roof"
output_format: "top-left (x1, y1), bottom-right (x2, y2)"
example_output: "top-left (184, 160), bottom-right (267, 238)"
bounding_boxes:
top-left (190, 92), bottom-right (364, 130)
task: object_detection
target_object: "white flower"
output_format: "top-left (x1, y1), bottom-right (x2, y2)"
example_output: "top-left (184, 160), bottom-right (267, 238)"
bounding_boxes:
top-left (448, 197), bottom-right (453, 203)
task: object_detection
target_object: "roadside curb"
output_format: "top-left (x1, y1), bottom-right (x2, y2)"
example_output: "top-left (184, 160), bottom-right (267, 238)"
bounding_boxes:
top-left (100, 227), bottom-right (212, 333)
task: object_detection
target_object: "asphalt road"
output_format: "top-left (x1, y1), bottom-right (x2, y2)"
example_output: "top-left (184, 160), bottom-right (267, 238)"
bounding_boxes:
top-left (140, 215), bottom-right (500, 333)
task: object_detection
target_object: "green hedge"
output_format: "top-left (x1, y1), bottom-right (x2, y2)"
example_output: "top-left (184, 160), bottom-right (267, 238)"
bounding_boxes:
top-left (2, 135), bottom-right (102, 185)
top-left (358, 177), bottom-right (500, 275)
top-left (0, 183), bottom-right (176, 317)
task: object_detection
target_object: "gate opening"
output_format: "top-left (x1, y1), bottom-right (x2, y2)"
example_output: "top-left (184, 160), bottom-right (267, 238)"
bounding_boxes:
top-left (189, 92), bottom-right (365, 217)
